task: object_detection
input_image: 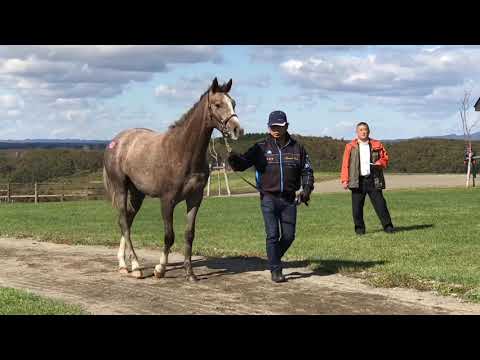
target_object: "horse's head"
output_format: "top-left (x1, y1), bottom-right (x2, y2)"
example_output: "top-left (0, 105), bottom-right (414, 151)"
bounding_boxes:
top-left (207, 77), bottom-right (243, 140)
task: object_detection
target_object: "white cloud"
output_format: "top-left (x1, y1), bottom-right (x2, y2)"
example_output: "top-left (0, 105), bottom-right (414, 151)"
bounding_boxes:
top-left (6, 109), bottom-right (21, 117)
top-left (0, 94), bottom-right (24, 109)
top-left (249, 45), bottom-right (369, 62)
top-left (279, 46), bottom-right (480, 118)
top-left (329, 104), bottom-right (357, 112)
top-left (0, 46), bottom-right (222, 102)
top-left (154, 76), bottom-right (213, 105)
top-left (155, 84), bottom-right (179, 98)
top-left (238, 75), bottom-right (271, 88)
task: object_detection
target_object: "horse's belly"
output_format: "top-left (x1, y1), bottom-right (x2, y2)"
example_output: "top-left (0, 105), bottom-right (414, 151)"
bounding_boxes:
top-left (127, 169), bottom-right (166, 196)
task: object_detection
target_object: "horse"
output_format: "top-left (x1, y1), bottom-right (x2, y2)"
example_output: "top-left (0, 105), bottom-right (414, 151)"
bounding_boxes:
top-left (103, 78), bottom-right (242, 282)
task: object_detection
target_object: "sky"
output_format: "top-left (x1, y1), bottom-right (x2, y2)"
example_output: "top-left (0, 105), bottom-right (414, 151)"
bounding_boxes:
top-left (0, 45), bottom-right (480, 140)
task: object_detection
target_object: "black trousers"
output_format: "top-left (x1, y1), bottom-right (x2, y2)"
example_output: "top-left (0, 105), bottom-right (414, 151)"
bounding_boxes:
top-left (350, 176), bottom-right (393, 231)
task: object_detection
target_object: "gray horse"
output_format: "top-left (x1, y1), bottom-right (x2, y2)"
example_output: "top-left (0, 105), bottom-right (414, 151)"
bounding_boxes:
top-left (103, 78), bottom-right (242, 281)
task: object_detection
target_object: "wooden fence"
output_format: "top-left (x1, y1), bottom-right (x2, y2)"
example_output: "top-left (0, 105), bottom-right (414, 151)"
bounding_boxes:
top-left (0, 181), bottom-right (105, 203)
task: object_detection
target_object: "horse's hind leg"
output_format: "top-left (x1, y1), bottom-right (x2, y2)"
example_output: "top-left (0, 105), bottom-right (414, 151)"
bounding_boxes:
top-left (118, 183), bottom-right (145, 278)
top-left (117, 234), bottom-right (128, 274)
top-left (154, 199), bottom-right (174, 279)
top-left (183, 191), bottom-right (203, 282)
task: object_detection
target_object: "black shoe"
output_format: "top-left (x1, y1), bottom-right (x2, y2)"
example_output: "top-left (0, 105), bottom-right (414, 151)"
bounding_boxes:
top-left (271, 269), bottom-right (286, 283)
top-left (355, 228), bottom-right (366, 235)
top-left (384, 225), bottom-right (395, 234)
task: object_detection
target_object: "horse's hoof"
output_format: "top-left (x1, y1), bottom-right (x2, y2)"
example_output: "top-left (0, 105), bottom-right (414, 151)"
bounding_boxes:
top-left (130, 269), bottom-right (144, 279)
top-left (153, 268), bottom-right (166, 279)
top-left (118, 267), bottom-right (129, 275)
top-left (186, 274), bottom-right (199, 283)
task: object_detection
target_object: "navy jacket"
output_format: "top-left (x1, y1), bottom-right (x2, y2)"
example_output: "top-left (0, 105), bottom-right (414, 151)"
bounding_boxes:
top-left (228, 133), bottom-right (314, 195)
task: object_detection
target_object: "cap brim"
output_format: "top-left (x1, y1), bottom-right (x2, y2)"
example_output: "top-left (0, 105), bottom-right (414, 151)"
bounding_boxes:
top-left (270, 122), bottom-right (287, 126)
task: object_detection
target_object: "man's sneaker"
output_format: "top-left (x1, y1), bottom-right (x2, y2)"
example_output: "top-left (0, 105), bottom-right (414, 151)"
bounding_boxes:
top-left (384, 225), bottom-right (395, 234)
top-left (271, 269), bottom-right (286, 283)
top-left (355, 228), bottom-right (366, 235)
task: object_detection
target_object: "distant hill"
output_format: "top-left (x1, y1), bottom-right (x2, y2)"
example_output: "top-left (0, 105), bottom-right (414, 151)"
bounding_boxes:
top-left (425, 131), bottom-right (480, 140)
top-left (0, 139), bottom-right (109, 150)
top-left (387, 131), bottom-right (480, 142)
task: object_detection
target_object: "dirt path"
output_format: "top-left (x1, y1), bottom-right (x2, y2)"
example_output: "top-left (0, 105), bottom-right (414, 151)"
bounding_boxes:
top-left (1, 237), bottom-right (479, 314)
top-left (223, 174), bottom-right (469, 198)
top-left (313, 174), bottom-right (468, 194)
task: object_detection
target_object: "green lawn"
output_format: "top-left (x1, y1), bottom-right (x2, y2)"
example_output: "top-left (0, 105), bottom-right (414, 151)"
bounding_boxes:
top-left (0, 287), bottom-right (87, 315)
top-left (1, 187), bottom-right (479, 302)
top-left (37, 170), bottom-right (339, 196)
top-left (206, 170), bottom-right (338, 195)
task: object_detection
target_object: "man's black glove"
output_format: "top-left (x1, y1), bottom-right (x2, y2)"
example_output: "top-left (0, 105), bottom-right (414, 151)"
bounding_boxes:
top-left (296, 186), bottom-right (312, 206)
top-left (227, 152), bottom-right (243, 170)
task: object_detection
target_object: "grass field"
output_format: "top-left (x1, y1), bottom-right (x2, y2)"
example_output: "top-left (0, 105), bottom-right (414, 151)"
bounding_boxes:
top-left (1, 187), bottom-right (479, 302)
top-left (206, 170), bottom-right (338, 195)
top-left (0, 287), bottom-right (87, 315)
top-left (41, 169), bottom-right (339, 196)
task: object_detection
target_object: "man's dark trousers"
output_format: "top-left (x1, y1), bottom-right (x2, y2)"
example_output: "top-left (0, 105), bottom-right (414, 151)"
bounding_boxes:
top-left (260, 193), bottom-right (297, 272)
top-left (351, 175), bottom-right (393, 231)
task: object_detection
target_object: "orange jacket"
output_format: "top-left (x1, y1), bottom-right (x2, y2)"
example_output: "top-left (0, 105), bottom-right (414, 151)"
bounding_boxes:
top-left (340, 138), bottom-right (389, 185)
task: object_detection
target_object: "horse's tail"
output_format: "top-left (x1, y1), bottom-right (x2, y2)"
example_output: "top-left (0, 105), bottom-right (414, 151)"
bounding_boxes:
top-left (103, 165), bottom-right (120, 209)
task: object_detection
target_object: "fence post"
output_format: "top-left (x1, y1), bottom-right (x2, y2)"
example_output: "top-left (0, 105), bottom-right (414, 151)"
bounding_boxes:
top-left (61, 182), bottom-right (65, 202)
top-left (34, 182), bottom-right (38, 204)
top-left (223, 162), bottom-right (231, 196)
top-left (7, 183), bottom-right (11, 203)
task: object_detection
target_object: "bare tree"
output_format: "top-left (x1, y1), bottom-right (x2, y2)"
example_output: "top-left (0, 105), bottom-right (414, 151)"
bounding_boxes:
top-left (460, 90), bottom-right (480, 187)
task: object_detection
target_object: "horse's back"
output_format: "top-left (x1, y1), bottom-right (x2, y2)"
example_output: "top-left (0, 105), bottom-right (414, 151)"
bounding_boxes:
top-left (105, 128), bottom-right (177, 195)
top-left (113, 128), bottom-right (159, 142)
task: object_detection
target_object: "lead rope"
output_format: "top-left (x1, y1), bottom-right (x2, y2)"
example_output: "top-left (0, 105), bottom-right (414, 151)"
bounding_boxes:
top-left (218, 134), bottom-right (263, 194)
top-left (207, 91), bottom-right (262, 194)
top-left (221, 133), bottom-right (306, 206)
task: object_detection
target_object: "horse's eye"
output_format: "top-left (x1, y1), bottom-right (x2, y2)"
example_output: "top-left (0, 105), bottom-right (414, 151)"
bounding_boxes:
top-left (215, 103), bottom-right (221, 108)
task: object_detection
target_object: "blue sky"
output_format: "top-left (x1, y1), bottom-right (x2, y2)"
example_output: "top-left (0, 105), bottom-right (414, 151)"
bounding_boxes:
top-left (0, 45), bottom-right (479, 140)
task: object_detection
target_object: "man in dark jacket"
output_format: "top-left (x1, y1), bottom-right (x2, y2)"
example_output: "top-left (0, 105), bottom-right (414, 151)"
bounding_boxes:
top-left (228, 110), bottom-right (314, 283)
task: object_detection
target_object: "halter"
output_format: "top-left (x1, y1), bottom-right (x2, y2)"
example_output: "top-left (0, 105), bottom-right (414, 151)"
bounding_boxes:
top-left (207, 91), bottom-right (238, 142)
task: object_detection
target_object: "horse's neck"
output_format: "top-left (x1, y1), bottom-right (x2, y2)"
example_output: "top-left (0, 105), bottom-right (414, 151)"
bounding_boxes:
top-left (169, 99), bottom-right (213, 170)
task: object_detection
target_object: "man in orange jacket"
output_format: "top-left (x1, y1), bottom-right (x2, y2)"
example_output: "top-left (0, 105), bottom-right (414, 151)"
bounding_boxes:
top-left (341, 122), bottom-right (394, 235)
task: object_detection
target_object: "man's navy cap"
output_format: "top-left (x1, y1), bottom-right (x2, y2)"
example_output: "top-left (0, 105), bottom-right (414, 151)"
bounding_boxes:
top-left (268, 110), bottom-right (288, 127)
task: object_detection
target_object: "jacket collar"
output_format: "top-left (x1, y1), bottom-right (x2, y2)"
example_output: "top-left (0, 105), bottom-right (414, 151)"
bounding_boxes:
top-left (350, 137), bottom-right (381, 149)
top-left (266, 132), bottom-right (295, 148)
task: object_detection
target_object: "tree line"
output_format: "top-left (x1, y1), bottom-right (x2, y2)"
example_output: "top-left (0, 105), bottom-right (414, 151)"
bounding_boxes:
top-left (0, 135), bottom-right (477, 183)
top-left (214, 133), bottom-right (478, 174)
top-left (0, 149), bottom-right (104, 183)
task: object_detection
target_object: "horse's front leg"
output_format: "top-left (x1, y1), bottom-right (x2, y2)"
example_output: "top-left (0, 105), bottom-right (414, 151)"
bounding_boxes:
top-left (184, 192), bottom-right (203, 282)
top-left (154, 199), bottom-right (174, 279)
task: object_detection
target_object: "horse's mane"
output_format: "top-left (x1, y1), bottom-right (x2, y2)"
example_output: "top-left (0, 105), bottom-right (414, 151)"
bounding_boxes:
top-left (168, 82), bottom-right (231, 131)
top-left (168, 88), bottom-right (211, 130)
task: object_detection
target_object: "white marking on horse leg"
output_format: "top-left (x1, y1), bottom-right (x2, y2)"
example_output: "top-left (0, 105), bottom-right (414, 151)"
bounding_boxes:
top-left (160, 250), bottom-right (169, 266)
top-left (117, 236), bottom-right (127, 269)
top-left (131, 258), bottom-right (140, 271)
top-left (155, 250), bottom-right (169, 273)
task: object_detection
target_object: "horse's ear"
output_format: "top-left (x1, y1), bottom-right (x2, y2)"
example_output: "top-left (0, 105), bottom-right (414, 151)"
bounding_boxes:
top-left (211, 77), bottom-right (219, 93)
top-left (224, 79), bottom-right (232, 93)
